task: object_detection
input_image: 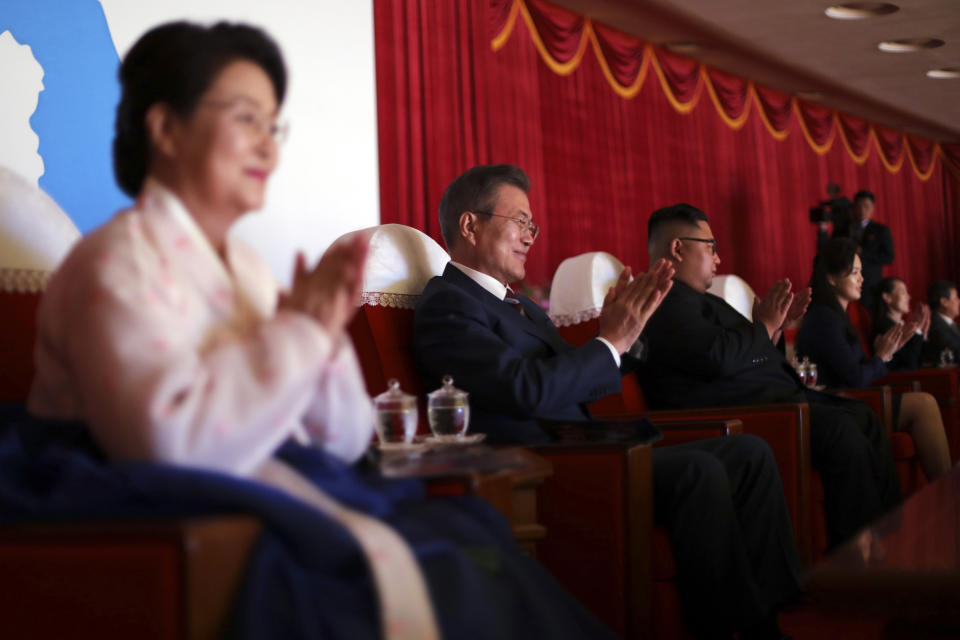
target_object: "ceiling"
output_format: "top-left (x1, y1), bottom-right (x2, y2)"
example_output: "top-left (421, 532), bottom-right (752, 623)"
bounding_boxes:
top-left (552, 0), bottom-right (960, 142)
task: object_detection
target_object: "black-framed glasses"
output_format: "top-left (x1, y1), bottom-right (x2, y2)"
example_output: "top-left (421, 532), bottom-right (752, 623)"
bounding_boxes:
top-left (678, 236), bottom-right (719, 255)
top-left (476, 211), bottom-right (540, 240)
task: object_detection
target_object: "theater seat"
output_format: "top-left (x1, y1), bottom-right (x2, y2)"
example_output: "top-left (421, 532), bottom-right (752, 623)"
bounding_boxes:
top-left (706, 274), bottom-right (756, 320)
top-left (345, 226), bottom-right (738, 638)
top-left (549, 253), bottom-right (818, 564)
top-left (848, 300), bottom-right (960, 465)
top-left (0, 168), bottom-right (260, 640)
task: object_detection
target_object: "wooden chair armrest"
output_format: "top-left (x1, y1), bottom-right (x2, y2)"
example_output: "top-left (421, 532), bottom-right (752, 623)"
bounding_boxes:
top-left (382, 446), bottom-right (552, 549)
top-left (528, 441), bottom-right (653, 638)
top-left (878, 368), bottom-right (959, 403)
top-left (832, 386), bottom-right (893, 435)
top-left (654, 418), bottom-right (743, 446)
top-left (0, 515), bottom-right (260, 640)
top-left (626, 402), bottom-right (812, 566)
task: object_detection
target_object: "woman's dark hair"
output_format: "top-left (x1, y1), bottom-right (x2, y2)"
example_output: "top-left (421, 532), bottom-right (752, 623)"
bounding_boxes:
top-left (874, 276), bottom-right (904, 321)
top-left (113, 21), bottom-right (287, 197)
top-left (810, 237), bottom-right (861, 340)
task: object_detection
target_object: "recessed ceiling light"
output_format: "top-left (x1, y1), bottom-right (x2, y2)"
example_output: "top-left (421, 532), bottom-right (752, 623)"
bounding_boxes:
top-left (878, 38), bottom-right (944, 52)
top-left (927, 68), bottom-right (960, 79)
top-left (825, 3), bottom-right (899, 19)
top-left (662, 41), bottom-right (705, 55)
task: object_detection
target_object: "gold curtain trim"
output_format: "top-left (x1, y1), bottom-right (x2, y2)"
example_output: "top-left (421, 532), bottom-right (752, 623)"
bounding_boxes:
top-left (489, 0), bottom-right (950, 182)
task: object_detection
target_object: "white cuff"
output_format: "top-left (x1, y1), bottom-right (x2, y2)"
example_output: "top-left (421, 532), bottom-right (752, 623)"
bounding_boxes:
top-left (595, 337), bottom-right (621, 368)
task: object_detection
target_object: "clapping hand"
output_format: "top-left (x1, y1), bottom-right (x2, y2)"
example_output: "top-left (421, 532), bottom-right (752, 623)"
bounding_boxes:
top-left (753, 279), bottom-right (795, 341)
top-left (911, 303), bottom-right (931, 340)
top-left (785, 286), bottom-right (812, 326)
top-left (874, 321), bottom-right (915, 362)
top-left (279, 232), bottom-right (370, 337)
top-left (598, 259), bottom-right (675, 354)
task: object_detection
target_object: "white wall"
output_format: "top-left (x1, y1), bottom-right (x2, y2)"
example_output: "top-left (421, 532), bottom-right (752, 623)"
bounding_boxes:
top-left (0, 31), bottom-right (45, 185)
top-left (4, 1), bottom-right (380, 285)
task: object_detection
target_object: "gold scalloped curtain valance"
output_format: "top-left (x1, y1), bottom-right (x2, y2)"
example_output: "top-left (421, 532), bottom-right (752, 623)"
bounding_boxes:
top-left (374, 0), bottom-right (960, 295)
top-left (492, 0), bottom-right (957, 182)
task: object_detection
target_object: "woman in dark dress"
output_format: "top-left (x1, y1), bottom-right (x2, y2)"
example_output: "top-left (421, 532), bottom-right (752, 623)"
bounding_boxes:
top-left (796, 238), bottom-right (950, 480)
top-left (873, 277), bottom-right (931, 371)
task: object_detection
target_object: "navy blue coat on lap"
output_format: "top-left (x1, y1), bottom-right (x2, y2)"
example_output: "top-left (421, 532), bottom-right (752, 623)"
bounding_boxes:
top-left (0, 406), bottom-right (616, 640)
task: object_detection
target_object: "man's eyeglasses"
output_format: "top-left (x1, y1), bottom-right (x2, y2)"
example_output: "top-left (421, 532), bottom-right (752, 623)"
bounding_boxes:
top-left (678, 236), bottom-right (719, 255)
top-left (199, 99), bottom-right (290, 145)
top-left (477, 211), bottom-right (540, 240)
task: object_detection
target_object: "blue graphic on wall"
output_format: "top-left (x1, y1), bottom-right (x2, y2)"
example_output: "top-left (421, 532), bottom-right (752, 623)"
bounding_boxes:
top-left (2, 0), bottom-right (130, 233)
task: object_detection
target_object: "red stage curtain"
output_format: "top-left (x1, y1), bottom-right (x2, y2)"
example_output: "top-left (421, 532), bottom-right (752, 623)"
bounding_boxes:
top-left (374, 0), bottom-right (960, 299)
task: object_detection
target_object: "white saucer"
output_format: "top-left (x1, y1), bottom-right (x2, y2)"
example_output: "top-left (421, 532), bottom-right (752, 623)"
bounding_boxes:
top-left (423, 433), bottom-right (486, 445)
top-left (376, 440), bottom-right (429, 452)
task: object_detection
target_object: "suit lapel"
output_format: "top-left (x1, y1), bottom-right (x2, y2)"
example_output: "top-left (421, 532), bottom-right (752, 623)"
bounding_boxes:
top-left (442, 265), bottom-right (566, 348)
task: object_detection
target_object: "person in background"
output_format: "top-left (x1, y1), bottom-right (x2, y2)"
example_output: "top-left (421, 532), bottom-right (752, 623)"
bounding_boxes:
top-left (819, 190), bottom-right (893, 311)
top-left (796, 239), bottom-right (950, 481)
top-left (874, 276), bottom-right (930, 371)
top-left (414, 165), bottom-right (801, 640)
top-left (849, 191), bottom-right (894, 311)
top-left (26, 21), bottom-right (616, 639)
top-left (925, 280), bottom-right (960, 365)
top-left (640, 204), bottom-right (902, 549)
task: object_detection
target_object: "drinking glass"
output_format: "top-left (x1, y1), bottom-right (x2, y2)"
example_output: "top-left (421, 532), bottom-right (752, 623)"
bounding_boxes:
top-left (806, 363), bottom-right (818, 387)
top-left (427, 375), bottom-right (470, 439)
top-left (372, 379), bottom-right (417, 444)
top-left (796, 357), bottom-right (810, 385)
top-left (940, 348), bottom-right (956, 368)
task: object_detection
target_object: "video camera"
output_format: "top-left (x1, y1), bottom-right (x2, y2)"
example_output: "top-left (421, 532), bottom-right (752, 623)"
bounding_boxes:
top-left (809, 199), bottom-right (840, 223)
top-left (809, 186), bottom-right (852, 224)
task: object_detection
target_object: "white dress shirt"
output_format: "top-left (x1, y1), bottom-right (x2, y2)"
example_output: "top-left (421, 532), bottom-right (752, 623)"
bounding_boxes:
top-left (449, 261), bottom-right (622, 366)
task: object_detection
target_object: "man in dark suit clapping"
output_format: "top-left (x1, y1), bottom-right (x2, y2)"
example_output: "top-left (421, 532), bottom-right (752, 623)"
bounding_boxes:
top-left (639, 203), bottom-right (901, 550)
top-left (414, 165), bottom-right (800, 640)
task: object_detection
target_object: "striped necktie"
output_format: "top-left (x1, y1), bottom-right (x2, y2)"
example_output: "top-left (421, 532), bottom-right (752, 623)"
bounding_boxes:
top-left (504, 289), bottom-right (524, 314)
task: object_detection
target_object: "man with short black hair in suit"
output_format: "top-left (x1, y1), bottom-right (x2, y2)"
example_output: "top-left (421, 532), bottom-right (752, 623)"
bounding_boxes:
top-left (414, 165), bottom-right (800, 640)
top-left (925, 280), bottom-right (960, 363)
top-left (639, 203), bottom-right (901, 550)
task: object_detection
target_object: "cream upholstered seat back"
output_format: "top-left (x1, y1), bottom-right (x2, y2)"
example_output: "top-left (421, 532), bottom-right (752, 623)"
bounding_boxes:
top-left (335, 223), bottom-right (450, 309)
top-left (706, 274), bottom-right (756, 320)
top-left (548, 251), bottom-right (624, 327)
top-left (0, 165), bottom-right (81, 401)
top-left (342, 224), bottom-right (449, 417)
top-left (0, 165), bottom-right (80, 293)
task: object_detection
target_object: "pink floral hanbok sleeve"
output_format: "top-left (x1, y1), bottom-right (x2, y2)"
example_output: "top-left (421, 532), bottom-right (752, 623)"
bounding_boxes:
top-left (29, 181), bottom-right (374, 475)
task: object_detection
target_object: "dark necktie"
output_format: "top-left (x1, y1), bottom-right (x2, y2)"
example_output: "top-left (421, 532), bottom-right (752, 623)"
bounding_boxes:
top-left (851, 222), bottom-right (863, 244)
top-left (504, 289), bottom-right (525, 315)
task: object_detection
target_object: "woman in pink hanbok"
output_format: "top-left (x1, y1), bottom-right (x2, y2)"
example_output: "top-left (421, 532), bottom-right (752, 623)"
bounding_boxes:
top-left (19, 20), bottom-right (615, 640)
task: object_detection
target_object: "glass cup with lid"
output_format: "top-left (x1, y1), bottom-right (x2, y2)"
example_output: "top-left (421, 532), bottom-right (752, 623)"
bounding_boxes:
top-left (372, 379), bottom-right (418, 444)
top-left (427, 375), bottom-right (470, 440)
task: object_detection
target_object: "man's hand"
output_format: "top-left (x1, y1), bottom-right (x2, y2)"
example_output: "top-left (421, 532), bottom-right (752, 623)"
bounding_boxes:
top-left (752, 279), bottom-right (795, 341)
top-left (279, 232), bottom-right (370, 337)
top-left (597, 259), bottom-right (674, 354)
